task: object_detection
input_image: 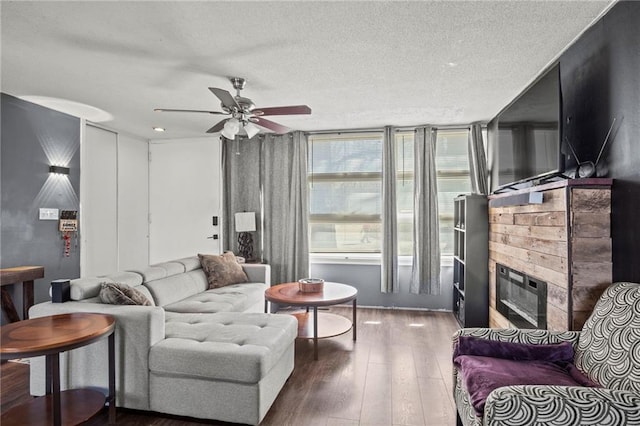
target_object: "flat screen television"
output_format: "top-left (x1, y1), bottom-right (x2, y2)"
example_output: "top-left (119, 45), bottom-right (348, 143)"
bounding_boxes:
top-left (490, 64), bottom-right (563, 192)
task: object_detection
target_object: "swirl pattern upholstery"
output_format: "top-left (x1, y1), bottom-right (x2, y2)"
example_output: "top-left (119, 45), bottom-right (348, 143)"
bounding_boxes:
top-left (453, 282), bottom-right (640, 426)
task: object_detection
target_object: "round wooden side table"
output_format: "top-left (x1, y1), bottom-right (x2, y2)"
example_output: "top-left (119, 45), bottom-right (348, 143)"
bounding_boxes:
top-left (265, 282), bottom-right (357, 360)
top-left (0, 312), bottom-right (116, 425)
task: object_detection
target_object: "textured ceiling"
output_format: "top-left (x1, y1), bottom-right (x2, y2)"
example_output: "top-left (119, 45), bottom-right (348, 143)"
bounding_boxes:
top-left (1, 1), bottom-right (615, 140)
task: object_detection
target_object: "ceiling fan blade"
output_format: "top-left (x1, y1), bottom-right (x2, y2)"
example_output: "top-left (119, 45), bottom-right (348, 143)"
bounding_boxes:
top-left (209, 87), bottom-right (239, 109)
top-left (154, 108), bottom-right (227, 115)
top-left (254, 117), bottom-right (291, 134)
top-left (253, 105), bottom-right (312, 116)
top-left (206, 118), bottom-right (228, 134)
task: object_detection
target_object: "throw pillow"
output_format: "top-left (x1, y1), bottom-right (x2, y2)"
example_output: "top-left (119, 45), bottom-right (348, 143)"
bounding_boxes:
top-left (455, 355), bottom-right (600, 416)
top-left (198, 252), bottom-right (249, 289)
top-left (453, 335), bottom-right (574, 364)
top-left (99, 282), bottom-right (152, 306)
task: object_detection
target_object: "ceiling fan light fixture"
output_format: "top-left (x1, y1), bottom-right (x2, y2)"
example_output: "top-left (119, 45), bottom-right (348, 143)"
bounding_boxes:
top-left (222, 118), bottom-right (240, 139)
top-left (244, 122), bottom-right (260, 138)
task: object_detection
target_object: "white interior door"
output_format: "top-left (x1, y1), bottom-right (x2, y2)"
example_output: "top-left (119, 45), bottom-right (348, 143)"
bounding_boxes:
top-left (149, 137), bottom-right (222, 264)
top-left (81, 124), bottom-right (118, 276)
top-left (117, 134), bottom-right (149, 270)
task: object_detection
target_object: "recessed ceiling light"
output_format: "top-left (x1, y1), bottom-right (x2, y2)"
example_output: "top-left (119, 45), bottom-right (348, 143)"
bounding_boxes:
top-left (447, 62), bottom-right (458, 67)
top-left (153, 127), bottom-right (166, 132)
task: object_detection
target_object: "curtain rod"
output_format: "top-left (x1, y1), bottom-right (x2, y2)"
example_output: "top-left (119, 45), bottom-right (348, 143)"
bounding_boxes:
top-left (305, 123), bottom-right (484, 136)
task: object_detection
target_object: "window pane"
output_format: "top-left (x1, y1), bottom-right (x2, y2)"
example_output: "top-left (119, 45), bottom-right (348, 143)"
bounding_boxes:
top-left (394, 130), bottom-right (471, 256)
top-left (310, 222), bottom-right (381, 253)
top-left (395, 132), bottom-right (415, 256)
top-left (436, 131), bottom-right (471, 255)
top-left (395, 132), bottom-right (415, 173)
top-left (309, 180), bottom-right (381, 216)
top-left (436, 130), bottom-right (470, 171)
top-left (309, 134), bottom-right (382, 174)
top-left (309, 134), bottom-right (383, 253)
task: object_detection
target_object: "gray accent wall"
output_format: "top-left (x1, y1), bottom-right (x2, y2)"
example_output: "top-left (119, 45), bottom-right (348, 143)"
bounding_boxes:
top-left (488, 2), bottom-right (640, 282)
top-left (560, 1), bottom-right (640, 282)
top-left (1, 93), bottom-right (81, 323)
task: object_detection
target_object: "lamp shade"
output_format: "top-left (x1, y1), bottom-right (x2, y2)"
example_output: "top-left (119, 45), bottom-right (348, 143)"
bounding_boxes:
top-left (235, 212), bottom-right (256, 232)
top-left (244, 122), bottom-right (260, 138)
top-left (221, 118), bottom-right (240, 139)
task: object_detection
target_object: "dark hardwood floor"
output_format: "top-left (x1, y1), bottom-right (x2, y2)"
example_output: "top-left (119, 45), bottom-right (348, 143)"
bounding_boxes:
top-left (1, 307), bottom-right (459, 425)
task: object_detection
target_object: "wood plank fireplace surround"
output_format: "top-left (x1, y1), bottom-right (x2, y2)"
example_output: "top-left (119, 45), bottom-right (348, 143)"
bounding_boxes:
top-left (487, 178), bottom-right (612, 332)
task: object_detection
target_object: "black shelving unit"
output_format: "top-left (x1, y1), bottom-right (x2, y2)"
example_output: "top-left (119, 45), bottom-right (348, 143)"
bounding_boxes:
top-left (452, 194), bottom-right (488, 327)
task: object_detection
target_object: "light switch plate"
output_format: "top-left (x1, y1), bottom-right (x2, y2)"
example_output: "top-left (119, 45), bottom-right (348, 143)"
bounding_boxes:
top-left (39, 208), bottom-right (59, 220)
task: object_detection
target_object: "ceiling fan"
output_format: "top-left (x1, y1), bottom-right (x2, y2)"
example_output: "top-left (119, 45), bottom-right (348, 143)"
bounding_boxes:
top-left (154, 77), bottom-right (311, 138)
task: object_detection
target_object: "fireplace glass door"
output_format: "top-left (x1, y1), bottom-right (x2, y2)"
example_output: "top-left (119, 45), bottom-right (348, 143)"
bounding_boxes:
top-left (496, 264), bottom-right (547, 329)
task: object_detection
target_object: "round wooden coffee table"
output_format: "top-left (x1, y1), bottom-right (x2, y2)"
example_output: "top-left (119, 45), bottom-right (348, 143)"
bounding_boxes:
top-left (265, 282), bottom-right (357, 360)
top-left (0, 313), bottom-right (116, 426)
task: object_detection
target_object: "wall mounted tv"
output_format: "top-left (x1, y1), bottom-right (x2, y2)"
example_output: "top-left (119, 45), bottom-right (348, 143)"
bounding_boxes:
top-left (490, 64), bottom-right (563, 192)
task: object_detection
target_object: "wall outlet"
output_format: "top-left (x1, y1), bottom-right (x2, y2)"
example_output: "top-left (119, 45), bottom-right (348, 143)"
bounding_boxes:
top-left (39, 208), bottom-right (59, 220)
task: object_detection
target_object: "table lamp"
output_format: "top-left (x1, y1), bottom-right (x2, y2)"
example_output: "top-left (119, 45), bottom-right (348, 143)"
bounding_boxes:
top-left (235, 212), bottom-right (256, 261)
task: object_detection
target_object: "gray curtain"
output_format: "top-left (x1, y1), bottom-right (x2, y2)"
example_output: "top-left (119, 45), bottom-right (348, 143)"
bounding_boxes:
top-left (410, 126), bottom-right (441, 294)
top-left (381, 126), bottom-right (399, 293)
top-left (223, 132), bottom-right (309, 286)
top-left (223, 136), bottom-right (262, 258)
top-left (468, 123), bottom-right (488, 195)
top-left (261, 132), bottom-right (309, 286)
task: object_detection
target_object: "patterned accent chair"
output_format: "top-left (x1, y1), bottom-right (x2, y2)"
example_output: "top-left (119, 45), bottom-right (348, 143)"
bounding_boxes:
top-left (453, 282), bottom-right (640, 426)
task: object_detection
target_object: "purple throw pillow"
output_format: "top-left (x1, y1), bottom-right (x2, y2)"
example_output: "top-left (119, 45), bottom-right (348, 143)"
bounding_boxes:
top-left (455, 355), bottom-right (600, 416)
top-left (453, 335), bottom-right (574, 364)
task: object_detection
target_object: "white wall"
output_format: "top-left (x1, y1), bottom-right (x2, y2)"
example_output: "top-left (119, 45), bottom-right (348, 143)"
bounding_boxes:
top-left (148, 137), bottom-right (222, 263)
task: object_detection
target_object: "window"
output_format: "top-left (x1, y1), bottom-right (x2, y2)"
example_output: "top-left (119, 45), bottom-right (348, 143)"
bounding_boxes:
top-left (394, 130), bottom-right (472, 255)
top-left (308, 133), bottom-right (383, 252)
top-left (308, 129), bottom-right (472, 256)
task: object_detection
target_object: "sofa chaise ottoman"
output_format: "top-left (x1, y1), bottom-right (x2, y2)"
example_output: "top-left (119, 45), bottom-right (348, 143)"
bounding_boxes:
top-left (28, 255), bottom-right (297, 425)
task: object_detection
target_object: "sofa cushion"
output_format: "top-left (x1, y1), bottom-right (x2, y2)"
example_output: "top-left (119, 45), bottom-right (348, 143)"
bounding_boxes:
top-left (100, 282), bottom-right (153, 306)
top-left (70, 271), bottom-right (145, 301)
top-left (132, 261), bottom-right (186, 283)
top-left (151, 312), bottom-right (297, 384)
top-left (455, 355), bottom-right (600, 416)
top-left (163, 283), bottom-right (268, 314)
top-left (175, 256), bottom-right (202, 272)
top-left (143, 270), bottom-right (208, 307)
top-left (199, 252), bottom-right (248, 289)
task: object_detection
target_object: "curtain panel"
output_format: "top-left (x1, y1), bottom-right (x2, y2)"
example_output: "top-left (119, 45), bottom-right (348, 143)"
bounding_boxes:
top-left (410, 126), bottom-right (441, 294)
top-left (468, 123), bottom-right (488, 195)
top-left (261, 132), bottom-right (309, 286)
top-left (223, 137), bottom-right (262, 258)
top-left (381, 126), bottom-right (399, 293)
top-left (223, 132), bottom-right (309, 286)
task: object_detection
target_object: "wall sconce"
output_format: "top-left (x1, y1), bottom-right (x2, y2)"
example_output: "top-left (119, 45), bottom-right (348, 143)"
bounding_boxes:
top-left (235, 212), bottom-right (256, 261)
top-left (49, 165), bottom-right (70, 175)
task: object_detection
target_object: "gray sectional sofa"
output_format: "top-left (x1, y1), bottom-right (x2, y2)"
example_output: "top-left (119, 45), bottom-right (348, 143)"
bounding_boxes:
top-left (28, 256), bottom-right (298, 425)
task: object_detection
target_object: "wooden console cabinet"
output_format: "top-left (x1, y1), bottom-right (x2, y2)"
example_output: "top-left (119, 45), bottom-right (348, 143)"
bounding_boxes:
top-left (488, 178), bottom-right (612, 331)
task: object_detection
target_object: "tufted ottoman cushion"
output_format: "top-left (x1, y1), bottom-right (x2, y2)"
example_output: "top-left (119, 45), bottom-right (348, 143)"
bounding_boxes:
top-left (162, 283), bottom-right (268, 314)
top-left (150, 311), bottom-right (297, 384)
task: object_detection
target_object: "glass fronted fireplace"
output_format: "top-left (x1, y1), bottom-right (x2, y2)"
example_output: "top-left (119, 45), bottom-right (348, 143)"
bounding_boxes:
top-left (496, 264), bottom-right (547, 329)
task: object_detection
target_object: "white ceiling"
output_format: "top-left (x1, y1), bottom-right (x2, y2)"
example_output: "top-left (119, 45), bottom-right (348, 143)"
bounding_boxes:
top-left (1, 1), bottom-right (615, 141)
